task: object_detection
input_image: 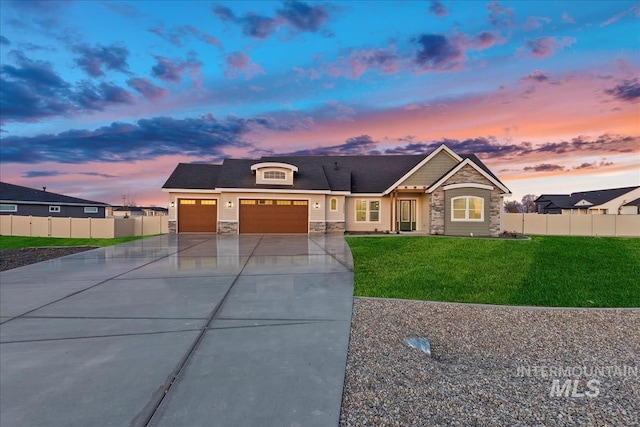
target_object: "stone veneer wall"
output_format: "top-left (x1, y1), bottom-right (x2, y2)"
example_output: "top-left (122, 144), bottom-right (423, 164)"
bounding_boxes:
top-left (429, 165), bottom-right (503, 236)
top-left (309, 222), bottom-right (327, 234)
top-left (326, 221), bottom-right (345, 233)
top-left (218, 221), bottom-right (238, 234)
top-left (168, 220), bottom-right (176, 234)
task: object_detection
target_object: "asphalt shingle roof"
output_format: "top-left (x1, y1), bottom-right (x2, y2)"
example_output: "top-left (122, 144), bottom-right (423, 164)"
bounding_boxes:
top-left (536, 186), bottom-right (640, 209)
top-left (0, 182), bottom-right (108, 206)
top-left (161, 147), bottom-right (509, 194)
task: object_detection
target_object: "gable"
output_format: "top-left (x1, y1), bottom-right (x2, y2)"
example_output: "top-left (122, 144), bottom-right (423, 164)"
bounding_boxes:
top-left (397, 150), bottom-right (458, 188)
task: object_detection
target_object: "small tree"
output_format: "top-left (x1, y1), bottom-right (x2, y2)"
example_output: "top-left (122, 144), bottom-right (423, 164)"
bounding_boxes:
top-left (504, 200), bottom-right (523, 213)
top-left (521, 194), bottom-right (537, 213)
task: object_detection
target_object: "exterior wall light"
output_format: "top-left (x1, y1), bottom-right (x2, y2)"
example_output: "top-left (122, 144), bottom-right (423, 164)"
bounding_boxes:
top-left (170, 201), bottom-right (175, 208)
top-left (314, 202), bottom-right (320, 209)
top-left (227, 201), bottom-right (233, 208)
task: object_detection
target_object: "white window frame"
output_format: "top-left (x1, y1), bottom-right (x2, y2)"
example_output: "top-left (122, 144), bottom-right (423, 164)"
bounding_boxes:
top-left (355, 199), bottom-right (381, 223)
top-left (0, 204), bottom-right (17, 212)
top-left (84, 207), bottom-right (98, 214)
top-left (330, 198), bottom-right (338, 211)
top-left (451, 196), bottom-right (484, 222)
top-left (49, 206), bottom-right (61, 213)
top-left (263, 170), bottom-right (287, 180)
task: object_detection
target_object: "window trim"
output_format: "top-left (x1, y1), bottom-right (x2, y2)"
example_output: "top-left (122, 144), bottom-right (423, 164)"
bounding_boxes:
top-left (84, 206), bottom-right (98, 214)
top-left (263, 170), bottom-right (287, 180)
top-left (49, 205), bottom-right (61, 213)
top-left (451, 196), bottom-right (484, 222)
top-left (355, 199), bottom-right (381, 223)
top-left (0, 204), bottom-right (17, 212)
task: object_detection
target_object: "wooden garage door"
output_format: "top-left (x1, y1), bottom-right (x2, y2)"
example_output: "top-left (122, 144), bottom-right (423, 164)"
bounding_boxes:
top-left (178, 199), bottom-right (217, 232)
top-left (239, 199), bottom-right (308, 234)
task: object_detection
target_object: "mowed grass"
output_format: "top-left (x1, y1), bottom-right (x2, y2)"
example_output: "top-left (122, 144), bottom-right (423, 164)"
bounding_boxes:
top-left (0, 235), bottom-right (149, 250)
top-left (346, 236), bottom-right (640, 308)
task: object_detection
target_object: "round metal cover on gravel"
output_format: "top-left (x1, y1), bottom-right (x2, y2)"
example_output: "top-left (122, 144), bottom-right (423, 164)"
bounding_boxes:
top-left (404, 337), bottom-right (431, 356)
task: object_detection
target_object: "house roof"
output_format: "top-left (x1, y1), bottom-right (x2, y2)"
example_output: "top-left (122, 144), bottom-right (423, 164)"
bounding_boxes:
top-left (535, 186), bottom-right (640, 209)
top-left (624, 197), bottom-right (640, 207)
top-left (162, 146), bottom-right (510, 194)
top-left (0, 182), bottom-right (108, 206)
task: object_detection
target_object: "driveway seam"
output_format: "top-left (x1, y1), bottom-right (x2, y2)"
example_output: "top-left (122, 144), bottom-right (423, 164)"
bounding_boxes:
top-left (141, 235), bottom-right (264, 427)
top-left (0, 328), bottom-right (202, 344)
top-left (0, 238), bottom-right (216, 324)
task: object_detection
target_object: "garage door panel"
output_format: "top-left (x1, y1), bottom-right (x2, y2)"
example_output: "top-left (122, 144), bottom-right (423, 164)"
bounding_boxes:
top-left (239, 200), bottom-right (308, 234)
top-left (178, 199), bottom-right (217, 233)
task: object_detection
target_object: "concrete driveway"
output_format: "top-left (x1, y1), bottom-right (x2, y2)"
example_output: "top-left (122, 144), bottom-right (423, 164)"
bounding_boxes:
top-left (0, 234), bottom-right (354, 427)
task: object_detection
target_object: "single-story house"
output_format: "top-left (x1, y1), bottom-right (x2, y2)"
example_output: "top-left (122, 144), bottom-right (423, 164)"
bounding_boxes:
top-left (0, 182), bottom-right (108, 218)
top-left (162, 144), bottom-right (511, 236)
top-left (535, 186), bottom-right (640, 215)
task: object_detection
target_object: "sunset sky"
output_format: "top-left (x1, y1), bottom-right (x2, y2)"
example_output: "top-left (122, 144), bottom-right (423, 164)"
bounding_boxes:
top-left (1, 0), bottom-right (638, 207)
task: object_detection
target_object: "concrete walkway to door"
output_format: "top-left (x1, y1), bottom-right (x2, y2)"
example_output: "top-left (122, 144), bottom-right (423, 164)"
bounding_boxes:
top-left (0, 234), bottom-right (354, 427)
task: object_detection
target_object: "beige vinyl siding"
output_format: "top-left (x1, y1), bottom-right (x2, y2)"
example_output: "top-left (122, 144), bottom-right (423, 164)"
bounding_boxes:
top-left (345, 197), bottom-right (391, 232)
top-left (399, 151), bottom-right (458, 187)
top-left (325, 195), bottom-right (345, 222)
top-left (444, 188), bottom-right (490, 236)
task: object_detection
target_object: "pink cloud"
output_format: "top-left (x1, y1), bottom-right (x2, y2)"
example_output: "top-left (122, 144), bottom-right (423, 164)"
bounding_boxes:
top-left (522, 36), bottom-right (576, 58)
top-left (224, 52), bottom-right (265, 80)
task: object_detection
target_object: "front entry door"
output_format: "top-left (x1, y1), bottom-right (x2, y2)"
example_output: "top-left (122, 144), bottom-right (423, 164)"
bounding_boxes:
top-left (398, 200), bottom-right (417, 231)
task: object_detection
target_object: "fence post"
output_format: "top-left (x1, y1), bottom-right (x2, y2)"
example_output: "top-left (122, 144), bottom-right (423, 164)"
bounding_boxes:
top-left (29, 215), bottom-right (32, 237)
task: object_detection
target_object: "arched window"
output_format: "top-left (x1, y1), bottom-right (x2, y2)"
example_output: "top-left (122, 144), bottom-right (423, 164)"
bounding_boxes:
top-left (330, 198), bottom-right (337, 211)
top-left (451, 196), bottom-right (484, 221)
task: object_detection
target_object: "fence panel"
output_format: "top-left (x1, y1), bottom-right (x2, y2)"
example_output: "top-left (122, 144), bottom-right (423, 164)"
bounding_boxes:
top-left (1, 215), bottom-right (169, 238)
top-left (502, 213), bottom-right (640, 237)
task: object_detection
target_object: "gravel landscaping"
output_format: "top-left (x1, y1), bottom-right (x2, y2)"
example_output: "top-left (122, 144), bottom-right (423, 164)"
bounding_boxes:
top-left (340, 298), bottom-right (639, 426)
top-left (0, 247), bottom-right (96, 271)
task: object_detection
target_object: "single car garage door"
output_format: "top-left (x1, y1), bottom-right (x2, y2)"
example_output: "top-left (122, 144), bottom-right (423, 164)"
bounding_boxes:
top-left (178, 199), bottom-right (217, 232)
top-left (239, 199), bottom-right (308, 233)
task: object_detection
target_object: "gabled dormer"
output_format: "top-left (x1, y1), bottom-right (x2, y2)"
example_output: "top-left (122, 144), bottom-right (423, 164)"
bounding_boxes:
top-left (251, 162), bottom-right (298, 186)
top-left (574, 199), bottom-right (593, 207)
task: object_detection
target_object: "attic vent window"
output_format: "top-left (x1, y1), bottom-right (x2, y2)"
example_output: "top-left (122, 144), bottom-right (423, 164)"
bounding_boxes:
top-left (264, 170), bottom-right (286, 180)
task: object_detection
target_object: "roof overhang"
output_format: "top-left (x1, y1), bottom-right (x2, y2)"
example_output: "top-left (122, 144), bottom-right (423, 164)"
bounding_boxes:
top-left (250, 162), bottom-right (299, 173)
top-left (426, 158), bottom-right (511, 194)
top-left (0, 200), bottom-right (107, 207)
top-left (161, 188), bottom-right (220, 193)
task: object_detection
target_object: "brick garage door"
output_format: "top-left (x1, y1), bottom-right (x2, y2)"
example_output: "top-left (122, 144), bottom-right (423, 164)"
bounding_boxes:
top-left (178, 199), bottom-right (217, 232)
top-left (239, 199), bottom-right (308, 233)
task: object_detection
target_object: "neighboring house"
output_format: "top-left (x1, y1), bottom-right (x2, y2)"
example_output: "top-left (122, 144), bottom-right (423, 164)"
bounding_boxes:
top-left (162, 144), bottom-right (511, 236)
top-left (0, 182), bottom-right (108, 218)
top-left (111, 206), bottom-right (145, 218)
top-left (535, 186), bottom-right (640, 215)
top-left (107, 206), bottom-right (168, 217)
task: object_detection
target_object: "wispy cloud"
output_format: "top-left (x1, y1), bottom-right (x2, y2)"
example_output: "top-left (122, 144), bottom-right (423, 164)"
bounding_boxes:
top-left (604, 78), bottom-right (640, 102)
top-left (428, 0), bottom-right (449, 17)
top-left (149, 25), bottom-right (222, 49)
top-left (601, 3), bottom-right (638, 27)
top-left (73, 43), bottom-right (130, 77)
top-left (0, 115), bottom-right (286, 164)
top-left (224, 52), bottom-right (265, 79)
top-left (151, 53), bottom-right (203, 85)
top-left (523, 163), bottom-right (566, 172)
top-left (521, 36), bottom-right (576, 58)
top-left (126, 78), bottom-right (168, 101)
top-left (212, 0), bottom-right (332, 39)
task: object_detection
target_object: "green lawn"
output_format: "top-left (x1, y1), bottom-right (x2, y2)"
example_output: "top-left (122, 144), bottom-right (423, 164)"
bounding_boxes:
top-left (346, 236), bottom-right (640, 308)
top-left (0, 235), bottom-right (150, 250)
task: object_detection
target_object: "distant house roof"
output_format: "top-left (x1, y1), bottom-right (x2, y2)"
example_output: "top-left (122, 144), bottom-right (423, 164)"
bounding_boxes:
top-left (113, 206), bottom-right (144, 212)
top-left (624, 197), bottom-right (640, 207)
top-left (535, 186), bottom-right (640, 210)
top-left (162, 148), bottom-right (509, 194)
top-left (0, 182), bottom-right (108, 206)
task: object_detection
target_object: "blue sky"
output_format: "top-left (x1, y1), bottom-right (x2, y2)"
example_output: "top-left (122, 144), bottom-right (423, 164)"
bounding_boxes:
top-left (0, 0), bottom-right (638, 206)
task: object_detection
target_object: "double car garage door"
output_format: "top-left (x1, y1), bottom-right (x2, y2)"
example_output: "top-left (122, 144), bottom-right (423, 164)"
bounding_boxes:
top-left (178, 198), bottom-right (308, 233)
